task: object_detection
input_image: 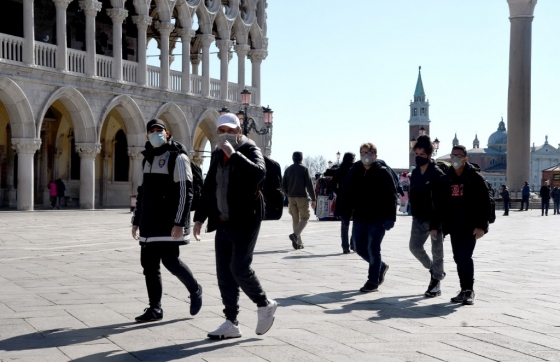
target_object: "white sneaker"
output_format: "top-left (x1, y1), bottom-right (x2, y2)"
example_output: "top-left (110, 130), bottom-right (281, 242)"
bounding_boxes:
top-left (256, 299), bottom-right (277, 335)
top-left (207, 320), bottom-right (242, 339)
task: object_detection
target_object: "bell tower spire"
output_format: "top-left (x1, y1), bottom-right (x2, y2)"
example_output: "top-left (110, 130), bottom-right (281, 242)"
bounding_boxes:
top-left (409, 66), bottom-right (431, 168)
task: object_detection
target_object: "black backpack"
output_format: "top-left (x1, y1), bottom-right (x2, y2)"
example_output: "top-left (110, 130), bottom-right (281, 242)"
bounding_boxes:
top-left (377, 159), bottom-right (405, 198)
top-left (484, 179), bottom-right (496, 224)
top-left (262, 156), bottom-right (284, 220)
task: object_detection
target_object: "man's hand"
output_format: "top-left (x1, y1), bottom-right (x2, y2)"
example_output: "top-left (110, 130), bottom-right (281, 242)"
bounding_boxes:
top-left (132, 226), bottom-right (139, 240)
top-left (193, 221), bottom-right (203, 241)
top-left (430, 230), bottom-right (438, 240)
top-left (171, 225), bottom-right (184, 240)
top-left (473, 228), bottom-right (485, 240)
top-left (218, 139), bottom-right (235, 157)
top-left (311, 200), bottom-right (316, 209)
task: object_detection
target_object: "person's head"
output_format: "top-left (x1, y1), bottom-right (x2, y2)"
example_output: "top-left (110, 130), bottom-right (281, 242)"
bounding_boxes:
top-left (502, 184), bottom-right (506, 189)
top-left (146, 119), bottom-right (170, 148)
top-left (216, 113), bottom-right (242, 146)
top-left (544, 179), bottom-right (549, 186)
top-left (342, 152), bottom-right (355, 164)
top-left (413, 135), bottom-right (434, 167)
top-left (359, 143), bottom-right (377, 166)
top-left (292, 151), bottom-right (303, 164)
top-left (450, 145), bottom-right (468, 170)
top-left (524, 181), bottom-right (529, 186)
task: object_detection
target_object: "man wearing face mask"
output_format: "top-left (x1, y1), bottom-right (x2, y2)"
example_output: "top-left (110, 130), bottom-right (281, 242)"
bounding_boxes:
top-left (132, 119), bottom-right (202, 322)
top-left (442, 145), bottom-right (490, 306)
top-left (338, 143), bottom-right (397, 293)
top-left (408, 135), bottom-right (446, 298)
top-left (193, 113), bottom-right (277, 339)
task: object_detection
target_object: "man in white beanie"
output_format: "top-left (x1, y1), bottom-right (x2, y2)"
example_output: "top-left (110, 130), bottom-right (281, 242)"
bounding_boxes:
top-left (193, 113), bottom-right (277, 339)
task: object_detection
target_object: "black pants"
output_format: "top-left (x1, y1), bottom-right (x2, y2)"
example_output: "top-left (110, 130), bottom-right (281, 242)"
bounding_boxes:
top-left (503, 199), bottom-right (509, 215)
top-left (50, 196), bottom-right (57, 208)
top-left (542, 199), bottom-right (550, 215)
top-left (520, 196), bottom-right (529, 210)
top-left (449, 231), bottom-right (477, 291)
top-left (215, 224), bottom-right (268, 322)
top-left (140, 244), bottom-right (198, 309)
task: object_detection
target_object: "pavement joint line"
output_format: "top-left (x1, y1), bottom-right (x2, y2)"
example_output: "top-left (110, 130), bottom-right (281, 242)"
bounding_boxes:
top-left (440, 341), bottom-right (501, 361)
top-left (460, 332), bottom-right (560, 356)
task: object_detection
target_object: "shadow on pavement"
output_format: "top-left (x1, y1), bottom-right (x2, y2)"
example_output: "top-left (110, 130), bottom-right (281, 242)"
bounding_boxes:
top-left (282, 253), bottom-right (343, 259)
top-left (278, 290), bottom-right (460, 320)
top-left (253, 249), bottom-right (292, 255)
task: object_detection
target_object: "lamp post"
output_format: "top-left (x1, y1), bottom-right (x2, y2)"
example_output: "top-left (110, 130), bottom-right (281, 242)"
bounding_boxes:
top-left (410, 130), bottom-right (440, 155)
top-left (336, 151), bottom-right (341, 165)
top-left (235, 87), bottom-right (273, 136)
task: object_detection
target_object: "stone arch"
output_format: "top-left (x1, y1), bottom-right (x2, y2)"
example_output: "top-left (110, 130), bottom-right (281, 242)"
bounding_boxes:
top-left (0, 77), bottom-right (36, 139)
top-left (248, 20), bottom-right (263, 49)
top-left (214, 11), bottom-right (232, 40)
top-left (174, 0), bottom-right (194, 29)
top-left (98, 95), bottom-right (146, 147)
top-left (192, 108), bottom-right (219, 163)
top-left (153, 103), bottom-right (190, 147)
top-left (232, 16), bottom-right (250, 44)
top-left (195, 4), bottom-right (213, 34)
top-left (37, 87), bottom-right (96, 143)
top-left (154, 0), bottom-right (173, 22)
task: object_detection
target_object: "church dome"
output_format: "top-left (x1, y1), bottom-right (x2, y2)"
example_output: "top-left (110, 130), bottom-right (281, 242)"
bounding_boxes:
top-left (488, 118), bottom-right (507, 146)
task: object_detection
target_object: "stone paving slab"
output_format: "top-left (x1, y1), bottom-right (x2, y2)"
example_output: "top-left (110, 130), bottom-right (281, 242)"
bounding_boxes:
top-left (1, 209), bottom-right (560, 361)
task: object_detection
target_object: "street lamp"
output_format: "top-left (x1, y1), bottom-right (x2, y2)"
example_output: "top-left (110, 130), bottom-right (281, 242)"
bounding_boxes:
top-left (219, 106), bottom-right (230, 115)
top-left (433, 137), bottom-right (440, 155)
top-left (336, 151), bottom-right (341, 164)
top-left (419, 126), bottom-right (426, 136)
top-left (235, 87), bottom-right (273, 136)
top-left (410, 137), bottom-right (417, 148)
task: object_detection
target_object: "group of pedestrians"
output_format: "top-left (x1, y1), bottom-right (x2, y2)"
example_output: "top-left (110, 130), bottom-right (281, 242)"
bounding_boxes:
top-left (506, 180), bottom-right (559, 216)
top-left (48, 179), bottom-right (66, 209)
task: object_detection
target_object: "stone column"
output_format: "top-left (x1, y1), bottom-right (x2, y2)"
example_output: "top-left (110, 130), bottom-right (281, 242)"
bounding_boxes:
top-left (191, 54), bottom-right (201, 75)
top-left (40, 132), bottom-right (49, 204)
top-left (23, 0), bottom-right (35, 65)
top-left (198, 34), bottom-right (215, 97)
top-left (53, 0), bottom-right (71, 71)
top-left (53, 148), bottom-right (62, 180)
top-left (12, 138), bottom-right (41, 211)
top-left (127, 147), bottom-right (144, 196)
top-left (79, 0), bottom-right (102, 77)
top-left (106, 7), bottom-right (128, 82)
top-left (216, 40), bottom-right (233, 101)
top-left (156, 22), bottom-right (174, 90)
top-left (248, 49), bottom-right (267, 106)
top-left (234, 44), bottom-right (250, 92)
top-left (75, 143), bottom-right (101, 209)
top-left (178, 29), bottom-right (195, 93)
top-left (132, 15), bottom-right (152, 86)
top-left (506, 0), bottom-right (537, 191)
top-left (5, 143), bottom-right (16, 207)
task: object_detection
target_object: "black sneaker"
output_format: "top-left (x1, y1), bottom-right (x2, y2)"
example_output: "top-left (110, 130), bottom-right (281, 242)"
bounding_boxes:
top-left (289, 234), bottom-right (298, 250)
top-left (378, 264), bottom-right (389, 286)
top-left (189, 284), bottom-right (203, 316)
top-left (424, 277), bottom-right (441, 298)
top-left (463, 290), bottom-right (475, 305)
top-left (359, 281), bottom-right (378, 293)
top-left (342, 249), bottom-right (350, 254)
top-left (450, 290), bottom-right (466, 303)
top-left (135, 307), bottom-right (163, 323)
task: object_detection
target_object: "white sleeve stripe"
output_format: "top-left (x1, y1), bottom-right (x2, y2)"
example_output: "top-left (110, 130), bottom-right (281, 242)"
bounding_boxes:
top-left (175, 155), bottom-right (188, 223)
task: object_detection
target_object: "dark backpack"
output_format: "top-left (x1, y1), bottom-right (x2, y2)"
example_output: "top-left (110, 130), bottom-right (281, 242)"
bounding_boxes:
top-left (465, 163), bottom-right (496, 225)
top-left (377, 159), bottom-right (405, 198)
top-left (262, 156), bottom-right (284, 220)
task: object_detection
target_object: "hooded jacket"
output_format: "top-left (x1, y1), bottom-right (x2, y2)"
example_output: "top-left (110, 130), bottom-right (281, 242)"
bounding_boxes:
top-left (337, 161), bottom-right (397, 223)
top-left (194, 136), bottom-right (266, 233)
top-left (132, 138), bottom-right (193, 245)
top-left (409, 159), bottom-right (445, 230)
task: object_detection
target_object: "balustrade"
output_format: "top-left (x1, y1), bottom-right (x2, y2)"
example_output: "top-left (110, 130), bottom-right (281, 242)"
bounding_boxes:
top-left (122, 60), bottom-right (137, 83)
top-left (191, 75), bottom-right (202, 95)
top-left (147, 65), bottom-right (160, 87)
top-left (97, 55), bottom-right (113, 79)
top-left (67, 48), bottom-right (86, 74)
top-left (210, 78), bottom-right (221, 98)
top-left (228, 83), bottom-right (240, 102)
top-left (34, 41), bottom-right (57, 68)
top-left (0, 34), bottom-right (23, 63)
top-left (170, 70), bottom-right (182, 91)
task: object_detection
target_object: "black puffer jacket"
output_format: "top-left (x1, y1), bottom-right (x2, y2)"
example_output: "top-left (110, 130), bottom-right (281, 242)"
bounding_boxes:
top-left (132, 138), bottom-right (193, 245)
top-left (194, 136), bottom-right (266, 232)
top-left (338, 161), bottom-right (397, 223)
top-left (409, 159), bottom-right (445, 230)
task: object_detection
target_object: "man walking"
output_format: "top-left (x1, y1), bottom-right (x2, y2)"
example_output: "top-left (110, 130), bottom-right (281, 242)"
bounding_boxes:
top-left (519, 181), bottom-right (530, 211)
top-left (501, 185), bottom-right (510, 216)
top-left (442, 145), bottom-right (490, 305)
top-left (540, 180), bottom-right (551, 216)
top-left (282, 152), bottom-right (316, 250)
top-left (408, 135), bottom-right (446, 298)
top-left (338, 143), bottom-right (396, 293)
top-left (193, 113), bottom-right (276, 339)
top-left (333, 152), bottom-right (356, 254)
top-left (132, 119), bottom-right (202, 322)
top-left (551, 185), bottom-right (560, 215)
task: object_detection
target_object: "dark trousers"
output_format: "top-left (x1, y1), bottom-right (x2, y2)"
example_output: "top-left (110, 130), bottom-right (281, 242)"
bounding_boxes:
top-left (554, 199), bottom-right (560, 214)
top-left (352, 221), bottom-right (386, 284)
top-left (215, 224), bottom-right (268, 322)
top-left (140, 244), bottom-right (198, 309)
top-left (503, 199), bottom-right (509, 215)
top-left (542, 199), bottom-right (550, 215)
top-left (50, 196), bottom-right (57, 208)
top-left (520, 196), bottom-right (529, 211)
top-left (449, 231), bottom-right (477, 291)
top-left (341, 218), bottom-right (351, 251)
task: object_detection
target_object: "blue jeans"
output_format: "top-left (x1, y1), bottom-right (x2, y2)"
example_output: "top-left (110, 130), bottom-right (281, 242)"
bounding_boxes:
top-left (352, 221), bottom-right (386, 284)
top-left (341, 218), bottom-right (351, 251)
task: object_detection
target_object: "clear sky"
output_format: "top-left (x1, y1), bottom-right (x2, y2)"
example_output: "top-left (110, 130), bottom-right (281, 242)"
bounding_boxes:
top-left (148, 1), bottom-right (560, 172)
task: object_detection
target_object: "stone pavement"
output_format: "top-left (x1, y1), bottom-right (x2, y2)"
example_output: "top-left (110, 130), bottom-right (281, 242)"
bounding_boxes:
top-left (0, 208), bottom-right (559, 361)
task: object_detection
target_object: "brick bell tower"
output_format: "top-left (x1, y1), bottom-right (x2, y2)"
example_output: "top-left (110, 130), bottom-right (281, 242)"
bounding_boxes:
top-left (408, 66), bottom-right (431, 168)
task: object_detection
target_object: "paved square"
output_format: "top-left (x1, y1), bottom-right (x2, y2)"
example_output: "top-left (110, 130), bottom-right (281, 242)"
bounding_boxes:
top-left (0, 208), bottom-right (559, 361)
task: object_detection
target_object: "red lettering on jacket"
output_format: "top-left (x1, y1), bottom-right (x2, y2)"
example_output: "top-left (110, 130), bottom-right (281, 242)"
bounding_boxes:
top-left (451, 184), bottom-right (464, 197)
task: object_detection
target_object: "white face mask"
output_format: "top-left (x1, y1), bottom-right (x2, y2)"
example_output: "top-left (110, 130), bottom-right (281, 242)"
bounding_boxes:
top-left (148, 131), bottom-right (166, 148)
top-left (219, 133), bottom-right (239, 146)
top-left (361, 154), bottom-right (374, 166)
top-left (452, 160), bottom-right (462, 169)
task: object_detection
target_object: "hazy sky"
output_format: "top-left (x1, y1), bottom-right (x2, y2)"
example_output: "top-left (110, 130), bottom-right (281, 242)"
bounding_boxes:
top-left (148, 1), bottom-right (560, 172)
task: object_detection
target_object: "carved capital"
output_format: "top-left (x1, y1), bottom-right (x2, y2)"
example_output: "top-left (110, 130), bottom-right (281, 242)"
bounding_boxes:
top-left (155, 21), bottom-right (174, 36)
top-left (248, 49), bottom-right (268, 62)
top-left (178, 28), bottom-right (196, 40)
top-left (197, 34), bottom-right (215, 47)
top-left (132, 15), bottom-right (152, 29)
top-left (262, 37), bottom-right (269, 50)
top-left (106, 8), bottom-right (128, 23)
top-left (127, 146), bottom-right (144, 160)
top-left (508, 0), bottom-right (537, 19)
top-left (234, 44), bottom-right (251, 56)
top-left (11, 138), bottom-right (42, 154)
top-left (53, 0), bottom-right (72, 9)
top-left (190, 54), bottom-right (202, 64)
top-left (79, 0), bottom-right (102, 16)
top-left (216, 39), bottom-right (233, 50)
top-left (75, 143), bottom-right (101, 158)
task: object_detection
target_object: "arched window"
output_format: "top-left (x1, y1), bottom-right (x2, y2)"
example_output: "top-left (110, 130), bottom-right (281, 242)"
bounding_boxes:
top-left (113, 130), bottom-right (129, 181)
top-left (413, 108), bottom-right (418, 116)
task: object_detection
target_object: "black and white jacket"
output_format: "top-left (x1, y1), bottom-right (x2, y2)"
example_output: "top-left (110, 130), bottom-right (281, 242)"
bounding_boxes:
top-left (132, 140), bottom-right (193, 245)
